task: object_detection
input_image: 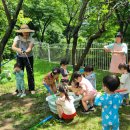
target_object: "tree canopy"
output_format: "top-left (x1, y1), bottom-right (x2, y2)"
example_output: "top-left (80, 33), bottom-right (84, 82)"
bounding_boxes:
top-left (0, 0), bottom-right (130, 71)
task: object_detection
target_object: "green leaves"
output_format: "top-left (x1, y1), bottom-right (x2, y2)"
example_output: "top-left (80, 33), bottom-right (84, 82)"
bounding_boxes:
top-left (101, 5), bottom-right (109, 14)
top-left (17, 10), bottom-right (32, 26)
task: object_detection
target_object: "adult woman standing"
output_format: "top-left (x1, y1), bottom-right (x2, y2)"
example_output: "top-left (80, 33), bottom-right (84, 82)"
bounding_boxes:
top-left (104, 32), bottom-right (127, 74)
top-left (12, 24), bottom-right (35, 94)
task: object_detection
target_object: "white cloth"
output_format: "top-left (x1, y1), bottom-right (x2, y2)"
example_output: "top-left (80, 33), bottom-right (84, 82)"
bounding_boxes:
top-left (120, 73), bottom-right (130, 94)
top-left (56, 96), bottom-right (76, 115)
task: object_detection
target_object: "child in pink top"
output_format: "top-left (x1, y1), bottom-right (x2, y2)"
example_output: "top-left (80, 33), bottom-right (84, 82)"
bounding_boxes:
top-left (73, 72), bottom-right (97, 114)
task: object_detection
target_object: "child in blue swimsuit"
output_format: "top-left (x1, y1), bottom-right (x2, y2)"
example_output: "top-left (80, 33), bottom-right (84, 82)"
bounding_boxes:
top-left (13, 63), bottom-right (26, 98)
top-left (94, 75), bottom-right (123, 130)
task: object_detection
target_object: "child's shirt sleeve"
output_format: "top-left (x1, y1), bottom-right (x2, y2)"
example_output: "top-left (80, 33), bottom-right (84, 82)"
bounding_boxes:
top-left (60, 68), bottom-right (67, 77)
top-left (85, 75), bottom-right (92, 81)
top-left (82, 84), bottom-right (87, 91)
top-left (56, 97), bottom-right (65, 105)
top-left (114, 93), bottom-right (123, 107)
top-left (43, 73), bottom-right (52, 84)
top-left (94, 94), bottom-right (105, 106)
top-left (13, 36), bottom-right (19, 44)
top-left (120, 74), bottom-right (127, 83)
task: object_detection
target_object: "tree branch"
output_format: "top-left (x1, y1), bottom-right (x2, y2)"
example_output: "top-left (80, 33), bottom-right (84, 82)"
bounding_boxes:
top-left (41, 16), bottom-right (52, 42)
top-left (74, 0), bottom-right (127, 70)
top-left (1, 0), bottom-right (11, 24)
top-left (72, 0), bottom-right (90, 67)
top-left (75, 23), bottom-right (106, 70)
top-left (13, 0), bottom-right (24, 21)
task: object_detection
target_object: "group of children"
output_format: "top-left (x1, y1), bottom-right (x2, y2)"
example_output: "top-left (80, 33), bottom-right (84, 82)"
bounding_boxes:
top-left (13, 58), bottom-right (130, 130)
top-left (42, 58), bottom-right (130, 130)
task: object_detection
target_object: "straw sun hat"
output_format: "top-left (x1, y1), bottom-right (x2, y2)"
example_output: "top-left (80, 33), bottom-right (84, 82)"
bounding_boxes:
top-left (16, 24), bottom-right (35, 33)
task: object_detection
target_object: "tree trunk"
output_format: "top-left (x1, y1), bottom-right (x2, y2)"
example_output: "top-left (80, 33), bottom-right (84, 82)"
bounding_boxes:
top-left (0, 21), bottom-right (16, 72)
top-left (0, 0), bottom-right (23, 73)
top-left (41, 17), bottom-right (51, 42)
top-left (41, 28), bottom-right (46, 42)
top-left (65, 43), bottom-right (70, 61)
top-left (72, 0), bottom-right (89, 69)
top-left (72, 32), bottom-right (78, 68)
top-left (75, 29), bottom-right (105, 71)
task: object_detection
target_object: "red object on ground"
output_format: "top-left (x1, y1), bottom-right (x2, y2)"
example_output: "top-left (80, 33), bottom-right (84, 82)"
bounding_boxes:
top-left (115, 89), bottom-right (127, 93)
top-left (62, 112), bottom-right (76, 120)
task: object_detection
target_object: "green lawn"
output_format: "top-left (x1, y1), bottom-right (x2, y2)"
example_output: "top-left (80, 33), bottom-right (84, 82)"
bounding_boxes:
top-left (0, 59), bottom-right (130, 130)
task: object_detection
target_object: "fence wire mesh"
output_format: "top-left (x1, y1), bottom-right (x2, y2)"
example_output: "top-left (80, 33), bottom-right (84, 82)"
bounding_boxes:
top-left (33, 43), bottom-right (129, 71)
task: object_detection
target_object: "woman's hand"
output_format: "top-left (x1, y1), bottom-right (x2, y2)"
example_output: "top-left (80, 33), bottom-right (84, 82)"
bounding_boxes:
top-left (25, 48), bottom-right (31, 53)
top-left (17, 48), bottom-right (22, 54)
top-left (112, 51), bottom-right (124, 54)
top-left (104, 47), bottom-right (111, 52)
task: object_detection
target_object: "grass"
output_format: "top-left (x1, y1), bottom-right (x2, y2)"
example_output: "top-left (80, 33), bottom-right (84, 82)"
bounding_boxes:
top-left (0, 59), bottom-right (130, 130)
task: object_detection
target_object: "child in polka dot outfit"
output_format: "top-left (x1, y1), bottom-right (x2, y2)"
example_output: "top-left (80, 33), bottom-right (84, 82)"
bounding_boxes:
top-left (94, 75), bottom-right (123, 130)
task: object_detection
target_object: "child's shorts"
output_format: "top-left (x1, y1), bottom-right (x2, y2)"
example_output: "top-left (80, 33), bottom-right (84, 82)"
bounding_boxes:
top-left (62, 112), bottom-right (76, 120)
top-left (122, 93), bottom-right (129, 99)
top-left (85, 90), bottom-right (97, 99)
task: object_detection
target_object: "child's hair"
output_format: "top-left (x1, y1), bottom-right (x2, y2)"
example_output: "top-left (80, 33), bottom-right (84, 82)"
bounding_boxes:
top-left (58, 85), bottom-right (70, 101)
top-left (84, 65), bottom-right (94, 72)
top-left (60, 58), bottom-right (69, 65)
top-left (118, 63), bottom-right (128, 70)
top-left (52, 67), bottom-right (61, 75)
top-left (103, 75), bottom-right (120, 92)
top-left (72, 79), bottom-right (80, 88)
top-left (73, 71), bottom-right (82, 80)
top-left (14, 63), bottom-right (21, 69)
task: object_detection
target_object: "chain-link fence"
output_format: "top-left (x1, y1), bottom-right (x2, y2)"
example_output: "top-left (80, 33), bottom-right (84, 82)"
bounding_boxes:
top-left (33, 42), bottom-right (129, 71)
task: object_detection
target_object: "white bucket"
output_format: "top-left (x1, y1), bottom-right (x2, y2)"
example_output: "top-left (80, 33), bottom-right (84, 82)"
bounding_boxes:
top-left (46, 92), bottom-right (82, 114)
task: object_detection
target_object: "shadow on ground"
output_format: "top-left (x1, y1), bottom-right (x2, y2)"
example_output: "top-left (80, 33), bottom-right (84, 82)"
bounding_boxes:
top-left (0, 92), bottom-right (130, 130)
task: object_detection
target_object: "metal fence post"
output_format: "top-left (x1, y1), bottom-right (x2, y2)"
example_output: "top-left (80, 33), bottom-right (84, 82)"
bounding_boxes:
top-left (48, 44), bottom-right (51, 62)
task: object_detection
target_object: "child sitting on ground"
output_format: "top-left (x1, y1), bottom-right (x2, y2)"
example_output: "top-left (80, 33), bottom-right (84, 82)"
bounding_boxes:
top-left (13, 63), bottom-right (26, 98)
top-left (43, 67), bottom-right (61, 94)
top-left (60, 58), bottom-right (69, 84)
top-left (84, 65), bottom-right (96, 89)
top-left (73, 71), bottom-right (97, 114)
top-left (118, 63), bottom-right (130, 106)
top-left (55, 85), bottom-right (76, 120)
top-left (94, 75), bottom-right (123, 130)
